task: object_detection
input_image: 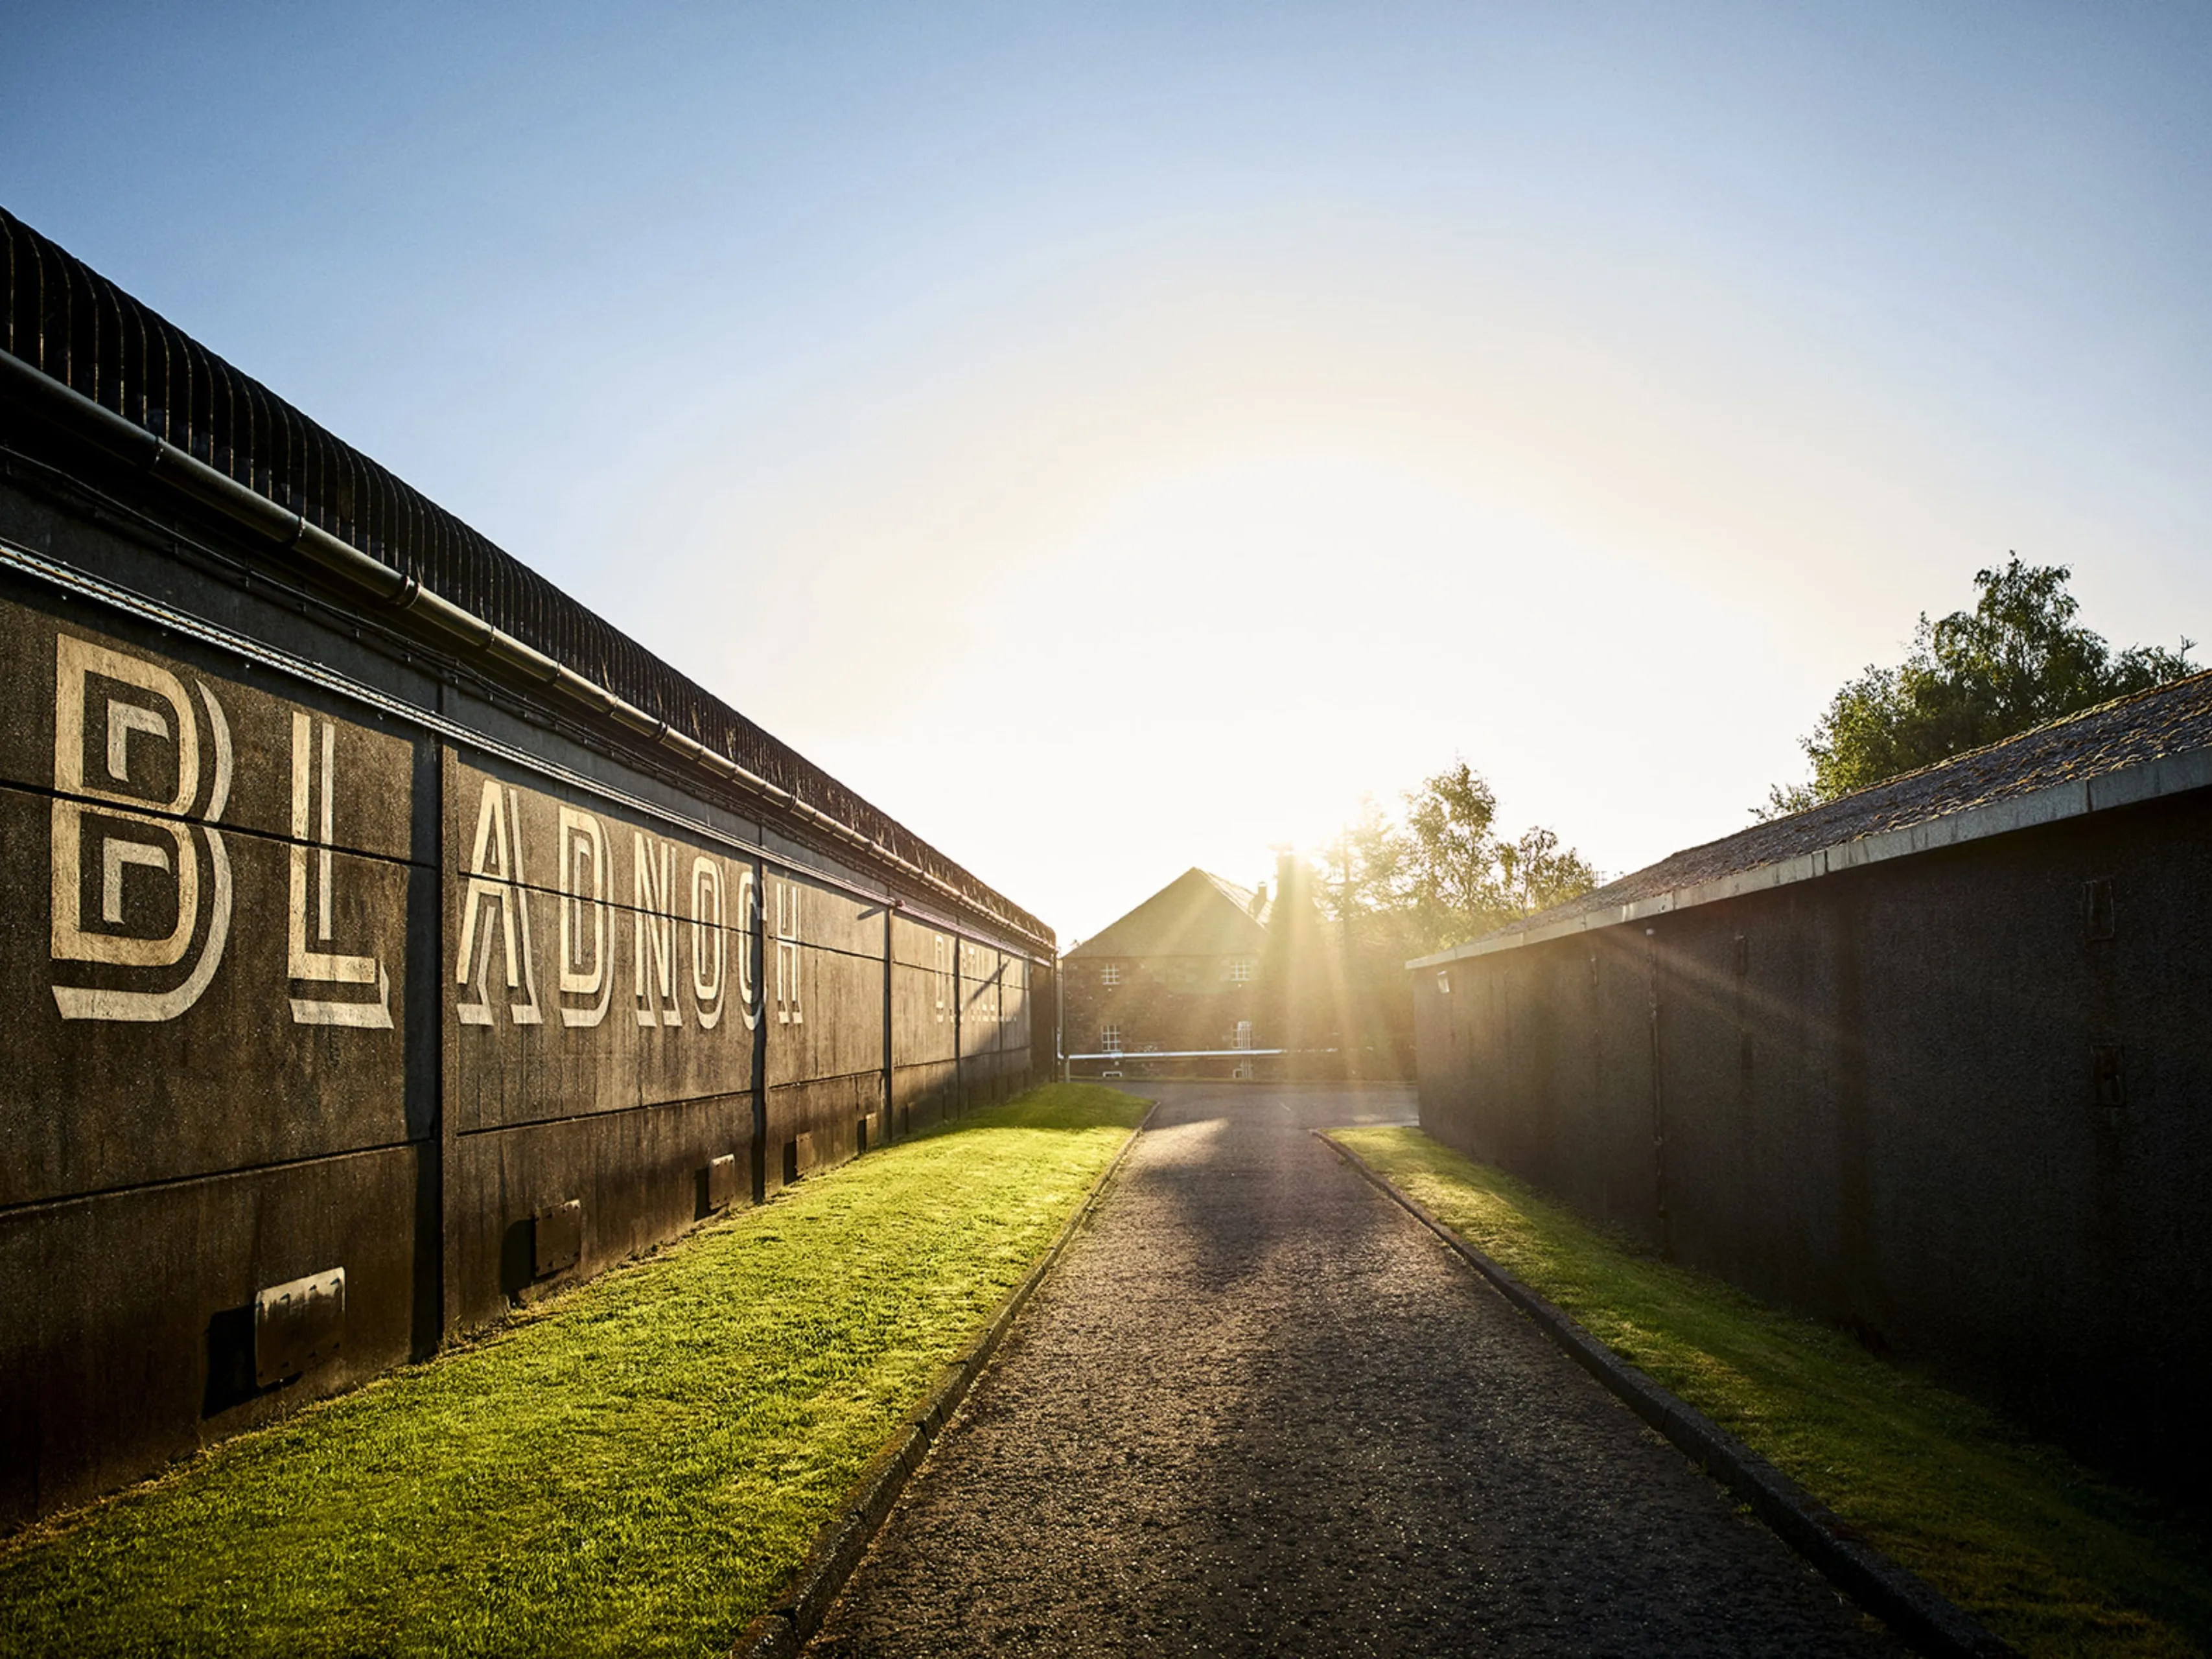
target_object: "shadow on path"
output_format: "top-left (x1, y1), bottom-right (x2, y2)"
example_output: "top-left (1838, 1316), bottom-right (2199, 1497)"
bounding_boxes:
top-left (808, 1082), bottom-right (1893, 1657)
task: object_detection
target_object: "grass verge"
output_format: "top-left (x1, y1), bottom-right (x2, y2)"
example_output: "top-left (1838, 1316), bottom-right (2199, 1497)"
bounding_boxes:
top-left (0, 1083), bottom-right (1148, 1659)
top-left (1331, 1125), bottom-right (2212, 1659)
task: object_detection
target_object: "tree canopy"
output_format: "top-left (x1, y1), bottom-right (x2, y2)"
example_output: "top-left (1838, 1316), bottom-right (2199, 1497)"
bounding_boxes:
top-left (1263, 761), bottom-right (1598, 1071)
top-left (1316, 760), bottom-right (1598, 953)
top-left (1764, 557), bottom-right (2196, 816)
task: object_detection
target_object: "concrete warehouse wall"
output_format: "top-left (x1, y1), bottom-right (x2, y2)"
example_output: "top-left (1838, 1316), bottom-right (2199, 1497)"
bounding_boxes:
top-left (1411, 790), bottom-right (2212, 1485)
top-left (0, 226), bottom-right (1053, 1527)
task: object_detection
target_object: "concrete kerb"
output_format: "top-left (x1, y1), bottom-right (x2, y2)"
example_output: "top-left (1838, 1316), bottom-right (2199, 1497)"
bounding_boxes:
top-left (1314, 1131), bottom-right (2016, 1659)
top-left (728, 1098), bottom-right (1161, 1659)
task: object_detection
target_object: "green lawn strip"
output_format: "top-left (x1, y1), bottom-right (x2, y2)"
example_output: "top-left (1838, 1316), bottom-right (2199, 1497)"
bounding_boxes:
top-left (0, 1083), bottom-right (1148, 1659)
top-left (1331, 1125), bottom-right (2212, 1659)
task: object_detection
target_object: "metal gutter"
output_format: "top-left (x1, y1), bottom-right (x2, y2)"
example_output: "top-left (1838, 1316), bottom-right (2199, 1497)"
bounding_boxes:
top-left (0, 532), bottom-right (1043, 964)
top-left (0, 346), bottom-right (1049, 953)
top-left (1408, 743), bottom-right (2212, 970)
top-left (1065, 1049), bottom-right (1292, 1062)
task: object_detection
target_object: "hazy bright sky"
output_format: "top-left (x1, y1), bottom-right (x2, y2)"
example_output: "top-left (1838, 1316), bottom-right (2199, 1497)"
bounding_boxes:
top-left (6, 4), bottom-right (2209, 941)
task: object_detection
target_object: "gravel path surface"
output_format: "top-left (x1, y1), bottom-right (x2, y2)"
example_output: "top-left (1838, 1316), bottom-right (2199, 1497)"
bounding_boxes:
top-left (809, 1082), bottom-right (1895, 1657)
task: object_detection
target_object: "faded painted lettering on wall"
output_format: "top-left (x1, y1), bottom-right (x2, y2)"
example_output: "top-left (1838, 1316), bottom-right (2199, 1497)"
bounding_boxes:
top-left (0, 215), bottom-right (1054, 1535)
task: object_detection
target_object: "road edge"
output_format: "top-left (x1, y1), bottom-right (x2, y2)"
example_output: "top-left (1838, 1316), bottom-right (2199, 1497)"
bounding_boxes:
top-left (728, 1098), bottom-right (1160, 1659)
top-left (1315, 1129), bottom-right (2015, 1659)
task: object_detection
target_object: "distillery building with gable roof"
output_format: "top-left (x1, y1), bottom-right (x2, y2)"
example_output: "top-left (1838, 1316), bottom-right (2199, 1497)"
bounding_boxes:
top-left (1065, 868), bottom-right (1272, 1076)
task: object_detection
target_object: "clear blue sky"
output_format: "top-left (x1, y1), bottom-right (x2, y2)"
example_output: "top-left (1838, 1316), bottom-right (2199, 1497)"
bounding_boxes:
top-left (7, 3), bottom-right (2209, 938)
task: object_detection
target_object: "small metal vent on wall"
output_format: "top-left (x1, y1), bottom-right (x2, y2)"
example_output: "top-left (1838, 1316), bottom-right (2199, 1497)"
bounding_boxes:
top-left (704, 1153), bottom-right (740, 1212)
top-left (533, 1200), bottom-right (583, 1278)
top-left (253, 1268), bottom-right (345, 1389)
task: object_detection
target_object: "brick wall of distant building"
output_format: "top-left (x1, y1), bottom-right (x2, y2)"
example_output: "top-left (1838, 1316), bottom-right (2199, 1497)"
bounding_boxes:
top-left (1064, 952), bottom-right (1266, 1076)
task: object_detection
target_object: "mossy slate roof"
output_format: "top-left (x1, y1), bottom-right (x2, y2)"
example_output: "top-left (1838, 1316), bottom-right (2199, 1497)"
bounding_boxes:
top-left (1478, 667), bottom-right (2212, 947)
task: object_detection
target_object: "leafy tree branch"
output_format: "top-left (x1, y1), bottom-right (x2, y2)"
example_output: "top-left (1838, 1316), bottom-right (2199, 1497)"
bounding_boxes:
top-left (1312, 760), bottom-right (1598, 953)
top-left (1762, 557), bottom-right (2195, 816)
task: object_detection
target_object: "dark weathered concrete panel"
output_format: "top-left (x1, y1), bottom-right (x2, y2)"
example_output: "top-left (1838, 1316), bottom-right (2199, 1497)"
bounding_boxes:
top-left (960, 941), bottom-right (1005, 1058)
top-left (766, 868), bottom-right (885, 962)
top-left (955, 1047), bottom-right (1010, 1111)
top-left (1002, 955), bottom-right (1032, 1052)
top-left (765, 1072), bottom-right (887, 1196)
top-left (0, 595), bottom-right (415, 859)
top-left (1416, 790), bottom-right (2212, 1484)
top-left (891, 912), bottom-right (960, 972)
top-left (443, 754), bottom-right (759, 1132)
top-left (0, 780), bottom-right (413, 1205)
top-left (445, 1095), bottom-right (754, 1334)
top-left (0, 1144), bottom-right (427, 1527)
top-left (0, 594), bottom-right (417, 1203)
top-left (1030, 957), bottom-right (1056, 1070)
top-left (892, 960), bottom-right (959, 1065)
top-left (768, 943), bottom-right (885, 1089)
top-left (892, 1060), bottom-right (960, 1134)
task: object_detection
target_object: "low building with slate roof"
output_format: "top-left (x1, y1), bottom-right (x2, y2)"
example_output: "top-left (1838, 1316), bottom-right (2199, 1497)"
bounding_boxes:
top-left (1407, 671), bottom-right (2212, 1489)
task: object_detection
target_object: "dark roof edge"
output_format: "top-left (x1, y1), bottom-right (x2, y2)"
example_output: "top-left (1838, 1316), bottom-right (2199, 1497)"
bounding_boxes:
top-left (1408, 742), bottom-right (2212, 969)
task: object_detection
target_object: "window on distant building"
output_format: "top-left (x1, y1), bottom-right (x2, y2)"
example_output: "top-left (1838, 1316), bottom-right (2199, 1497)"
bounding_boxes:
top-left (1228, 957), bottom-right (1255, 983)
top-left (1100, 1024), bottom-right (1123, 1053)
top-left (1234, 1020), bottom-right (1254, 1050)
top-left (1100, 962), bottom-right (1121, 987)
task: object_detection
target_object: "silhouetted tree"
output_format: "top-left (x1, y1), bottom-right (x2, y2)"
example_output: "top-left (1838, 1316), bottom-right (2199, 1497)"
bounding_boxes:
top-left (1312, 760), bottom-right (1598, 954)
top-left (1289, 762), bottom-right (1595, 1074)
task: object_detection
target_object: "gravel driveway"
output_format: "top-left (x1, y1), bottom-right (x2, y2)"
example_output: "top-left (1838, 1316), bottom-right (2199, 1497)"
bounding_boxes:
top-left (808, 1082), bottom-right (1895, 1656)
